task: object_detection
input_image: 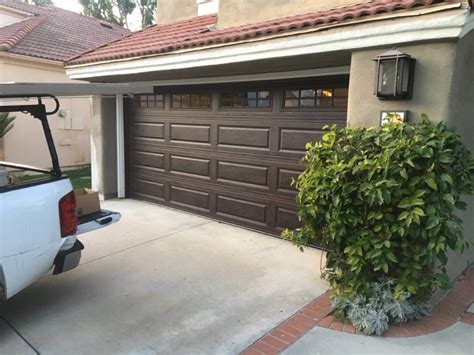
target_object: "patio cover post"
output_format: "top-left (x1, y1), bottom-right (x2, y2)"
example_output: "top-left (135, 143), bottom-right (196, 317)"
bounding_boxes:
top-left (116, 94), bottom-right (125, 198)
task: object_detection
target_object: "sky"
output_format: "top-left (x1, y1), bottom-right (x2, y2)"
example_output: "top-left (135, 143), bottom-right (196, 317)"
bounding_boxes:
top-left (52, 0), bottom-right (143, 31)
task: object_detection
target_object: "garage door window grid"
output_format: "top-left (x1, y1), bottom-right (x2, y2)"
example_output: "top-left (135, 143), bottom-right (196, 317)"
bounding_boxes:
top-left (220, 90), bottom-right (271, 109)
top-left (172, 94), bottom-right (211, 109)
top-left (283, 88), bottom-right (348, 109)
top-left (132, 94), bottom-right (164, 108)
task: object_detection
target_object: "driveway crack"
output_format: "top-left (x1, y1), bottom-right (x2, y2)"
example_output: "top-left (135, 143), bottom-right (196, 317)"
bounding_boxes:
top-left (0, 314), bottom-right (40, 354)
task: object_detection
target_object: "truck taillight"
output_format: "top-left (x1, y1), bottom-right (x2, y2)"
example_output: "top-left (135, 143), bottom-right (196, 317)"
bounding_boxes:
top-left (59, 191), bottom-right (77, 238)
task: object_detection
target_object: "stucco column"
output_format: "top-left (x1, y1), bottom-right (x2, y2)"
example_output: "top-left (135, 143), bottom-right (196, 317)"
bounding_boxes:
top-left (116, 94), bottom-right (125, 198)
top-left (90, 95), bottom-right (117, 200)
top-left (347, 40), bottom-right (474, 282)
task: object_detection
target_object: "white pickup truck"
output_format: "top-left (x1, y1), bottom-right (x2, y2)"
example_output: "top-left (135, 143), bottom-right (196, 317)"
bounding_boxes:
top-left (0, 95), bottom-right (120, 300)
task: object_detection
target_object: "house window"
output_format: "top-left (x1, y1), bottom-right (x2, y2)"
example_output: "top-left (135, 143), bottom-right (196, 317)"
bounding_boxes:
top-left (283, 88), bottom-right (348, 109)
top-left (132, 94), bottom-right (164, 108)
top-left (220, 90), bottom-right (271, 109)
top-left (171, 94), bottom-right (211, 109)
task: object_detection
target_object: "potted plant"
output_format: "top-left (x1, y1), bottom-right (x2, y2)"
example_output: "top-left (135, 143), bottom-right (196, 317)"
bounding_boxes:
top-left (0, 112), bottom-right (16, 186)
top-left (284, 115), bottom-right (474, 335)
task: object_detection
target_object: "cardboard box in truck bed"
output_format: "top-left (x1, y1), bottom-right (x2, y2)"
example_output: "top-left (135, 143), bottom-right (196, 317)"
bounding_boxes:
top-left (75, 189), bottom-right (100, 217)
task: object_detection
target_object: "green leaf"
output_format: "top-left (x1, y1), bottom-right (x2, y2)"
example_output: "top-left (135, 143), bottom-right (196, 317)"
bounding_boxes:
top-left (455, 201), bottom-right (467, 210)
top-left (439, 154), bottom-right (454, 164)
top-left (386, 251), bottom-right (398, 262)
top-left (413, 190), bottom-right (426, 198)
top-left (440, 174), bottom-right (453, 185)
top-left (398, 211), bottom-right (410, 220)
top-left (413, 207), bottom-right (426, 216)
top-left (425, 178), bottom-right (438, 190)
top-left (397, 198), bottom-right (411, 209)
top-left (443, 194), bottom-right (455, 206)
top-left (426, 215), bottom-right (440, 229)
top-left (400, 169), bottom-right (408, 179)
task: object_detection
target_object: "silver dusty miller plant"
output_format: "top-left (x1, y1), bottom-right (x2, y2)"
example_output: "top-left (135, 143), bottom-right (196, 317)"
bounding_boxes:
top-left (332, 279), bottom-right (429, 336)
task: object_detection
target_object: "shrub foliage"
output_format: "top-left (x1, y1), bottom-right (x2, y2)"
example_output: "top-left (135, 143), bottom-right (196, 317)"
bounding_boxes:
top-left (284, 116), bottom-right (474, 304)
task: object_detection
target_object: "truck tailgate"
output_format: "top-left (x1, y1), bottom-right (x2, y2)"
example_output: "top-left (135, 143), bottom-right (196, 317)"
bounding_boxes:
top-left (77, 210), bottom-right (121, 235)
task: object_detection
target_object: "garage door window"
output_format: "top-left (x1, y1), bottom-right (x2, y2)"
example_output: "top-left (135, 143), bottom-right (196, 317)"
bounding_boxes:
top-left (132, 94), bottom-right (164, 108)
top-left (172, 94), bottom-right (211, 109)
top-left (283, 88), bottom-right (348, 109)
top-left (220, 90), bottom-right (271, 109)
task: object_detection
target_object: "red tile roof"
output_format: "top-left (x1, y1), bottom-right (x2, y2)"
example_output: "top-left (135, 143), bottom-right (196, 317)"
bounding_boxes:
top-left (0, 0), bottom-right (130, 62)
top-left (66, 0), bottom-right (462, 66)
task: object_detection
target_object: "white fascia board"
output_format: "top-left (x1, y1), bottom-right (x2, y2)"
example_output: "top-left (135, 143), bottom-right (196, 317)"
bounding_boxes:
top-left (66, 8), bottom-right (472, 80)
top-left (130, 67), bottom-right (351, 87)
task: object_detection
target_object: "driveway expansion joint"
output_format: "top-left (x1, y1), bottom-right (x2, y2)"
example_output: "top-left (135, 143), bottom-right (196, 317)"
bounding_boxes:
top-left (0, 314), bottom-right (40, 355)
top-left (242, 267), bottom-right (474, 354)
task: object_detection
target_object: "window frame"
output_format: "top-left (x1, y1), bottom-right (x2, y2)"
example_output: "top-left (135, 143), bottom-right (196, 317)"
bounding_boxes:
top-left (282, 87), bottom-right (348, 110)
top-left (132, 94), bottom-right (165, 109)
top-left (218, 89), bottom-right (272, 110)
top-left (170, 93), bottom-right (212, 110)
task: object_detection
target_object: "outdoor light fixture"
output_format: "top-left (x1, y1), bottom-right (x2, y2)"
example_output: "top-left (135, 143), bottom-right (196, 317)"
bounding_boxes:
top-left (374, 49), bottom-right (416, 100)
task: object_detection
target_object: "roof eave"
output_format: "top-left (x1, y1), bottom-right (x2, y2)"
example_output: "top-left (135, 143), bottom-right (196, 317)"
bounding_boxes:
top-left (66, 4), bottom-right (472, 80)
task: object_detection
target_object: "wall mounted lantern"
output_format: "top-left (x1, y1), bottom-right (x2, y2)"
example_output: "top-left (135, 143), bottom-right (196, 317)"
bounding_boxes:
top-left (374, 49), bottom-right (416, 100)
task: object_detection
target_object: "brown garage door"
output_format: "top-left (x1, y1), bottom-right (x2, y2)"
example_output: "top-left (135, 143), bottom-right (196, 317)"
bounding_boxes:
top-left (126, 76), bottom-right (348, 235)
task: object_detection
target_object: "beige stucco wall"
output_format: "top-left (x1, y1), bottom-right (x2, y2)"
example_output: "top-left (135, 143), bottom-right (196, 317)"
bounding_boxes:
top-left (157, 0), bottom-right (197, 24)
top-left (347, 37), bottom-right (474, 279)
top-left (90, 96), bottom-right (117, 200)
top-left (347, 42), bottom-right (457, 127)
top-left (217, 0), bottom-right (364, 28)
top-left (0, 54), bottom-right (91, 168)
top-left (445, 30), bottom-right (474, 279)
top-left (155, 0), bottom-right (365, 27)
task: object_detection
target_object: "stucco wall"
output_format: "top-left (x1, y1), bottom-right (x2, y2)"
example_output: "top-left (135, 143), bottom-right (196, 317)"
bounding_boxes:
top-left (0, 55), bottom-right (91, 168)
top-left (157, 0), bottom-right (197, 24)
top-left (91, 96), bottom-right (117, 200)
top-left (217, 0), bottom-right (364, 28)
top-left (445, 30), bottom-right (474, 279)
top-left (347, 38), bottom-right (474, 279)
top-left (347, 42), bottom-right (457, 127)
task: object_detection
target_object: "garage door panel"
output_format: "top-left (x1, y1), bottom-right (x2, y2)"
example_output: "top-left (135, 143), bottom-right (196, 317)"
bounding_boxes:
top-left (170, 155), bottom-right (210, 178)
top-left (170, 185), bottom-right (210, 211)
top-left (217, 161), bottom-right (268, 188)
top-left (132, 122), bottom-right (164, 140)
top-left (278, 168), bottom-right (302, 193)
top-left (130, 179), bottom-right (165, 201)
top-left (170, 124), bottom-right (211, 145)
top-left (276, 207), bottom-right (301, 231)
top-left (131, 151), bottom-right (165, 170)
top-left (279, 129), bottom-right (324, 153)
top-left (217, 195), bottom-right (267, 225)
top-left (217, 126), bottom-right (270, 149)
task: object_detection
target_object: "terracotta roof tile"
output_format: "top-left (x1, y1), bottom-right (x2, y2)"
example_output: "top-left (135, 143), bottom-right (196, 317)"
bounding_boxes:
top-left (0, 0), bottom-right (130, 62)
top-left (66, 0), bottom-right (462, 66)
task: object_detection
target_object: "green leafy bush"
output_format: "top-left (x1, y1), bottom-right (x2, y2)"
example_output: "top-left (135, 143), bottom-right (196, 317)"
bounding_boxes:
top-left (284, 116), bottom-right (474, 306)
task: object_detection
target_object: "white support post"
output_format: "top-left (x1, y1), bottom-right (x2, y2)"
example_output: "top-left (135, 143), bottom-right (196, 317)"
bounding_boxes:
top-left (116, 94), bottom-right (125, 198)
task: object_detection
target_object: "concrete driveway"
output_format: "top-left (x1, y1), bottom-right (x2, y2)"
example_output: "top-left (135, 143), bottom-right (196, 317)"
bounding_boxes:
top-left (0, 199), bottom-right (327, 354)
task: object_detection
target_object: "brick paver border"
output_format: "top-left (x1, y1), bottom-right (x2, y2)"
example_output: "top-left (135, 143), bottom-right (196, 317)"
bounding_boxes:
top-left (242, 267), bottom-right (474, 355)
